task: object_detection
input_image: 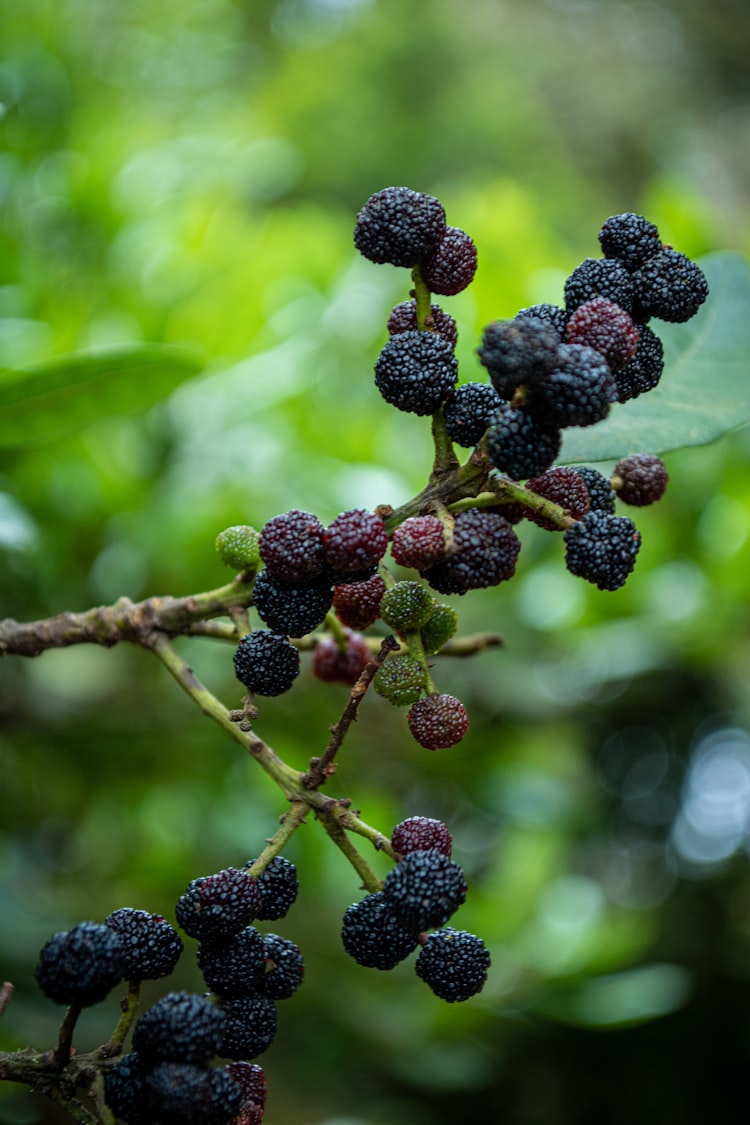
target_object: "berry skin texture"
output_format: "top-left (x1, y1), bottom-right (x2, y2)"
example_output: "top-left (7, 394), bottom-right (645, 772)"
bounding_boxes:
top-left (176, 869), bottom-right (262, 942)
top-left (421, 226), bottom-right (478, 295)
top-left (407, 694), bottom-right (469, 750)
top-left (419, 602), bottom-right (458, 654)
top-left (219, 996), bottom-right (278, 1061)
top-left (564, 257), bottom-right (634, 314)
top-left (313, 630), bottom-right (371, 685)
top-left (246, 856), bottom-right (299, 921)
top-left (443, 382), bottom-right (503, 448)
top-left (570, 465), bottom-right (617, 514)
top-left (525, 467), bottom-right (591, 531)
top-left (382, 848), bottom-right (467, 932)
top-left (132, 991), bottom-right (225, 1065)
top-left (421, 508), bottom-right (521, 595)
top-left (258, 510), bottom-right (326, 583)
top-left (341, 892), bottom-right (420, 969)
top-left (598, 212), bottom-right (662, 272)
top-left (478, 317), bottom-right (561, 398)
top-left (564, 510), bottom-right (641, 591)
top-left (632, 248), bottom-right (709, 322)
top-left (197, 927), bottom-right (265, 997)
top-left (374, 331), bottom-right (458, 416)
top-left (524, 344), bottom-right (616, 430)
top-left (392, 816), bottom-right (453, 858)
top-left (332, 572), bottom-right (386, 630)
top-left (415, 928), bottom-right (491, 1003)
top-left (387, 299), bottom-right (458, 347)
top-left (104, 909), bottom-right (183, 982)
top-left (233, 631), bottom-right (300, 697)
top-left (144, 1061), bottom-right (243, 1125)
top-left (252, 569), bottom-right (332, 638)
top-left (565, 297), bottom-right (639, 372)
top-left (323, 509), bottom-right (388, 572)
top-left (515, 303), bottom-right (568, 341)
top-left (613, 454), bottom-right (669, 506)
top-left (215, 526), bottom-right (261, 573)
top-left (614, 324), bottom-right (664, 403)
top-left (391, 515), bottom-right (446, 571)
top-left (379, 580), bottom-right (435, 634)
top-left (353, 186), bottom-right (446, 267)
top-left (260, 933), bottom-right (304, 1000)
top-left (373, 653), bottom-right (426, 706)
top-left (486, 404), bottom-right (561, 481)
top-left (224, 1062), bottom-right (266, 1125)
top-left (35, 921), bottom-right (125, 1007)
top-left (104, 1052), bottom-right (151, 1125)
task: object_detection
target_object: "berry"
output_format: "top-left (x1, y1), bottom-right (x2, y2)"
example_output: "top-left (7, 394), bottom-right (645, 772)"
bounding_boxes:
top-left (104, 1052), bottom-right (150, 1125)
top-left (391, 515), bottom-right (446, 571)
top-left (515, 303), bottom-right (568, 341)
top-left (387, 299), bottom-right (458, 347)
top-left (443, 382), bottom-right (504, 447)
top-left (421, 226), bottom-right (478, 295)
top-left (563, 257), bottom-right (634, 313)
top-left (524, 344), bottom-right (615, 429)
top-left (382, 849), bottom-right (467, 932)
top-left (570, 466), bottom-right (616, 514)
top-left (565, 297), bottom-right (639, 372)
top-left (598, 212), bottom-right (662, 272)
top-left (323, 509), bottom-right (388, 572)
top-left (332, 572), bottom-right (386, 630)
top-left (392, 816), bottom-right (452, 858)
top-left (144, 1061), bottom-right (243, 1125)
top-left (233, 631), bottom-right (300, 697)
top-left (104, 909), bottom-right (183, 982)
top-left (260, 933), bottom-right (304, 1000)
top-left (225, 1062), bottom-right (267, 1125)
top-left (341, 892), bottom-right (420, 969)
top-left (373, 653), bottom-right (426, 706)
top-left (219, 996), bottom-right (278, 1061)
top-left (415, 928), bottom-right (491, 1002)
top-left (407, 693), bottom-right (469, 749)
top-left (35, 921), bottom-right (124, 1007)
top-left (197, 927), bottom-right (265, 997)
top-left (353, 186), bottom-right (446, 267)
top-left (215, 526), bottom-right (261, 573)
top-left (176, 869), bottom-right (262, 942)
top-left (421, 508), bottom-right (521, 594)
top-left (245, 856), bottom-right (299, 921)
top-left (564, 510), bottom-right (641, 590)
top-left (614, 323), bottom-right (664, 402)
top-left (374, 331), bottom-right (458, 416)
top-left (477, 317), bottom-right (561, 397)
top-left (132, 992), bottom-right (225, 1065)
top-left (252, 569), bottom-right (332, 638)
top-left (312, 630), bottom-right (371, 685)
top-left (258, 510), bottom-right (326, 583)
top-left (613, 453), bottom-right (669, 506)
top-left (632, 248), bottom-right (709, 322)
top-left (486, 404), bottom-right (561, 480)
top-left (379, 580), bottom-right (435, 634)
top-left (525, 467), bottom-right (591, 531)
top-left (419, 602), bottom-right (458, 654)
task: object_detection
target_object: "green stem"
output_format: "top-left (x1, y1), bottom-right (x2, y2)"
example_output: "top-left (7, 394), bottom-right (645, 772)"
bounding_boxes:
top-left (412, 263), bottom-right (432, 331)
top-left (54, 1004), bottom-right (82, 1068)
top-left (246, 801), bottom-right (310, 876)
top-left (97, 983), bottom-right (141, 1059)
top-left (317, 809), bottom-right (384, 893)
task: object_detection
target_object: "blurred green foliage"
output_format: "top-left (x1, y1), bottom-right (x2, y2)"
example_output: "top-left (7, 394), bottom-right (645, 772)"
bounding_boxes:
top-left (2, 1), bottom-right (750, 1123)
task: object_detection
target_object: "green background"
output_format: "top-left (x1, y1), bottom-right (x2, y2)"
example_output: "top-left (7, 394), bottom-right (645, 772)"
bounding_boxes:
top-left (2, 1), bottom-right (750, 1122)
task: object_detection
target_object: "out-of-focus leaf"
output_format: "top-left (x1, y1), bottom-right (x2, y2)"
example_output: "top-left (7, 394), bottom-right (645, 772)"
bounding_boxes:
top-left (0, 344), bottom-right (205, 448)
top-left (560, 252), bottom-right (750, 464)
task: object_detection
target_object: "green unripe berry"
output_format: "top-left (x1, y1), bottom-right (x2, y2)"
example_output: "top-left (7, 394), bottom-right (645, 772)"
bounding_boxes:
top-left (216, 526), bottom-right (262, 572)
top-left (379, 581), bottom-right (434, 635)
top-left (420, 603), bottom-right (458, 654)
top-left (373, 653), bottom-right (426, 706)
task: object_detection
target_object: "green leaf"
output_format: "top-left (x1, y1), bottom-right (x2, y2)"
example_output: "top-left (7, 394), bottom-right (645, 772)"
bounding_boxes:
top-left (560, 251), bottom-right (750, 464)
top-left (0, 344), bottom-right (205, 448)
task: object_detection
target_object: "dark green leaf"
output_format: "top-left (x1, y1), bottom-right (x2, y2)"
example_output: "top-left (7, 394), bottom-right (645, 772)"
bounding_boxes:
top-left (560, 251), bottom-right (750, 464)
top-left (0, 344), bottom-right (205, 448)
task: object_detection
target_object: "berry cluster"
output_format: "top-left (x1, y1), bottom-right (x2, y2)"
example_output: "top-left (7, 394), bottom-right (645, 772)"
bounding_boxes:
top-left (342, 817), bottom-right (490, 1003)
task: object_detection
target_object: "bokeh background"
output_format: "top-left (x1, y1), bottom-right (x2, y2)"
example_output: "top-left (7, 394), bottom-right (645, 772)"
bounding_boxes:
top-left (2, 1), bottom-right (750, 1122)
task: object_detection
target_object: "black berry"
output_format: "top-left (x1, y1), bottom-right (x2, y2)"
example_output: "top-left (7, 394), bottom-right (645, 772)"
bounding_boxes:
top-left (486, 404), bottom-right (561, 480)
top-left (132, 991), bottom-right (225, 1065)
top-left (219, 995), bottom-right (278, 1061)
top-left (246, 856), bottom-right (299, 921)
top-left (374, 331), bottom-right (458, 416)
top-left (443, 382), bottom-right (504, 448)
top-left (421, 508), bottom-right (521, 594)
top-left (197, 927), bottom-right (265, 997)
top-left (104, 909), bottom-right (183, 982)
top-left (260, 933), bottom-right (304, 1000)
top-left (176, 869), bottom-right (262, 942)
top-left (614, 323), bottom-right (664, 402)
top-left (341, 892), bottom-right (420, 969)
top-left (104, 1052), bottom-right (150, 1125)
top-left (415, 928), bottom-right (491, 1002)
top-left (353, 186), bottom-right (446, 267)
top-left (564, 257), bottom-right (634, 314)
top-left (515, 303), bottom-right (568, 341)
top-left (35, 922), bottom-right (124, 1007)
top-left (382, 849), bottom-right (467, 931)
top-left (565, 297), bottom-right (639, 372)
top-left (478, 317), bottom-right (561, 398)
top-left (252, 569), bottom-right (332, 638)
top-left (233, 631), bottom-right (300, 697)
top-left (598, 212), bottom-right (662, 272)
top-left (632, 248), bottom-right (709, 322)
top-left (524, 344), bottom-right (615, 429)
top-left (564, 510), bottom-right (641, 590)
top-left (570, 466), bottom-right (617, 514)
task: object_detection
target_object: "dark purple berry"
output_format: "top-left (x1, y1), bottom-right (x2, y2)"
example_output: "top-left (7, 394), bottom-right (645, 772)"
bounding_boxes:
top-left (252, 569), bottom-right (332, 638)
top-left (415, 928), bottom-right (490, 1002)
top-left (332, 573), bottom-right (386, 630)
top-left (354, 186), bottom-right (446, 267)
top-left (387, 300), bottom-right (458, 346)
top-left (382, 849), bottom-right (467, 932)
top-left (443, 382), bottom-right (504, 447)
top-left (35, 922), bottom-right (124, 1007)
top-left (525, 467), bottom-right (591, 531)
top-left (478, 317), bottom-right (561, 397)
top-left (104, 909), bottom-right (183, 982)
top-left (176, 869), bottom-right (262, 942)
top-left (565, 297), bottom-right (639, 372)
top-left (564, 510), bottom-right (641, 590)
top-left (570, 466), bottom-right (617, 514)
top-left (392, 816), bottom-right (453, 858)
top-left (132, 992), bottom-right (224, 1065)
top-left (486, 404), bottom-right (561, 481)
top-left (391, 515), bottom-right (446, 571)
top-left (632, 248), bottom-right (708, 322)
top-left (564, 257), bottom-right (634, 314)
top-left (324, 509), bottom-right (388, 572)
top-left (374, 331), bottom-right (458, 416)
top-left (233, 631), bottom-right (300, 697)
top-left (613, 454), bottom-right (668, 506)
top-left (407, 694), bottom-right (469, 750)
top-left (421, 226), bottom-right (478, 295)
top-left (598, 212), bottom-right (662, 272)
top-left (421, 508), bottom-right (521, 594)
top-left (524, 344), bottom-right (615, 429)
top-left (225, 1062), bottom-right (266, 1125)
top-left (258, 510), bottom-right (325, 583)
top-left (313, 630), bottom-right (371, 685)
top-left (341, 892), bottom-right (420, 969)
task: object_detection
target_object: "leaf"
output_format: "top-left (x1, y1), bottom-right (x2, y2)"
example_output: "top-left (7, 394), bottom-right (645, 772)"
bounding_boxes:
top-left (0, 344), bottom-right (205, 449)
top-left (560, 251), bottom-right (750, 464)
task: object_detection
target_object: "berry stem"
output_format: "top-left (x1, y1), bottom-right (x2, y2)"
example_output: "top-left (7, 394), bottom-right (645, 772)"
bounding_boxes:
top-left (317, 808), bottom-right (383, 893)
top-left (411, 263), bottom-right (432, 332)
top-left (96, 982), bottom-right (141, 1059)
top-left (323, 611), bottom-right (349, 652)
top-left (247, 800), bottom-right (311, 877)
top-left (53, 1003), bottom-right (82, 1068)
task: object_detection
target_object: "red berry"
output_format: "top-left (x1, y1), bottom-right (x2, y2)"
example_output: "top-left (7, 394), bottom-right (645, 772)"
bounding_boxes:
top-left (312, 632), bottom-right (371, 685)
top-left (407, 694), bottom-right (469, 749)
top-left (566, 297), bottom-right (639, 372)
top-left (392, 816), bottom-right (452, 858)
top-left (332, 573), bottom-right (386, 630)
top-left (525, 467), bottom-right (591, 531)
top-left (387, 300), bottom-right (458, 347)
top-left (391, 515), bottom-right (446, 570)
top-left (613, 454), bottom-right (668, 506)
top-left (422, 226), bottom-right (478, 295)
top-left (323, 510), bottom-right (388, 572)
